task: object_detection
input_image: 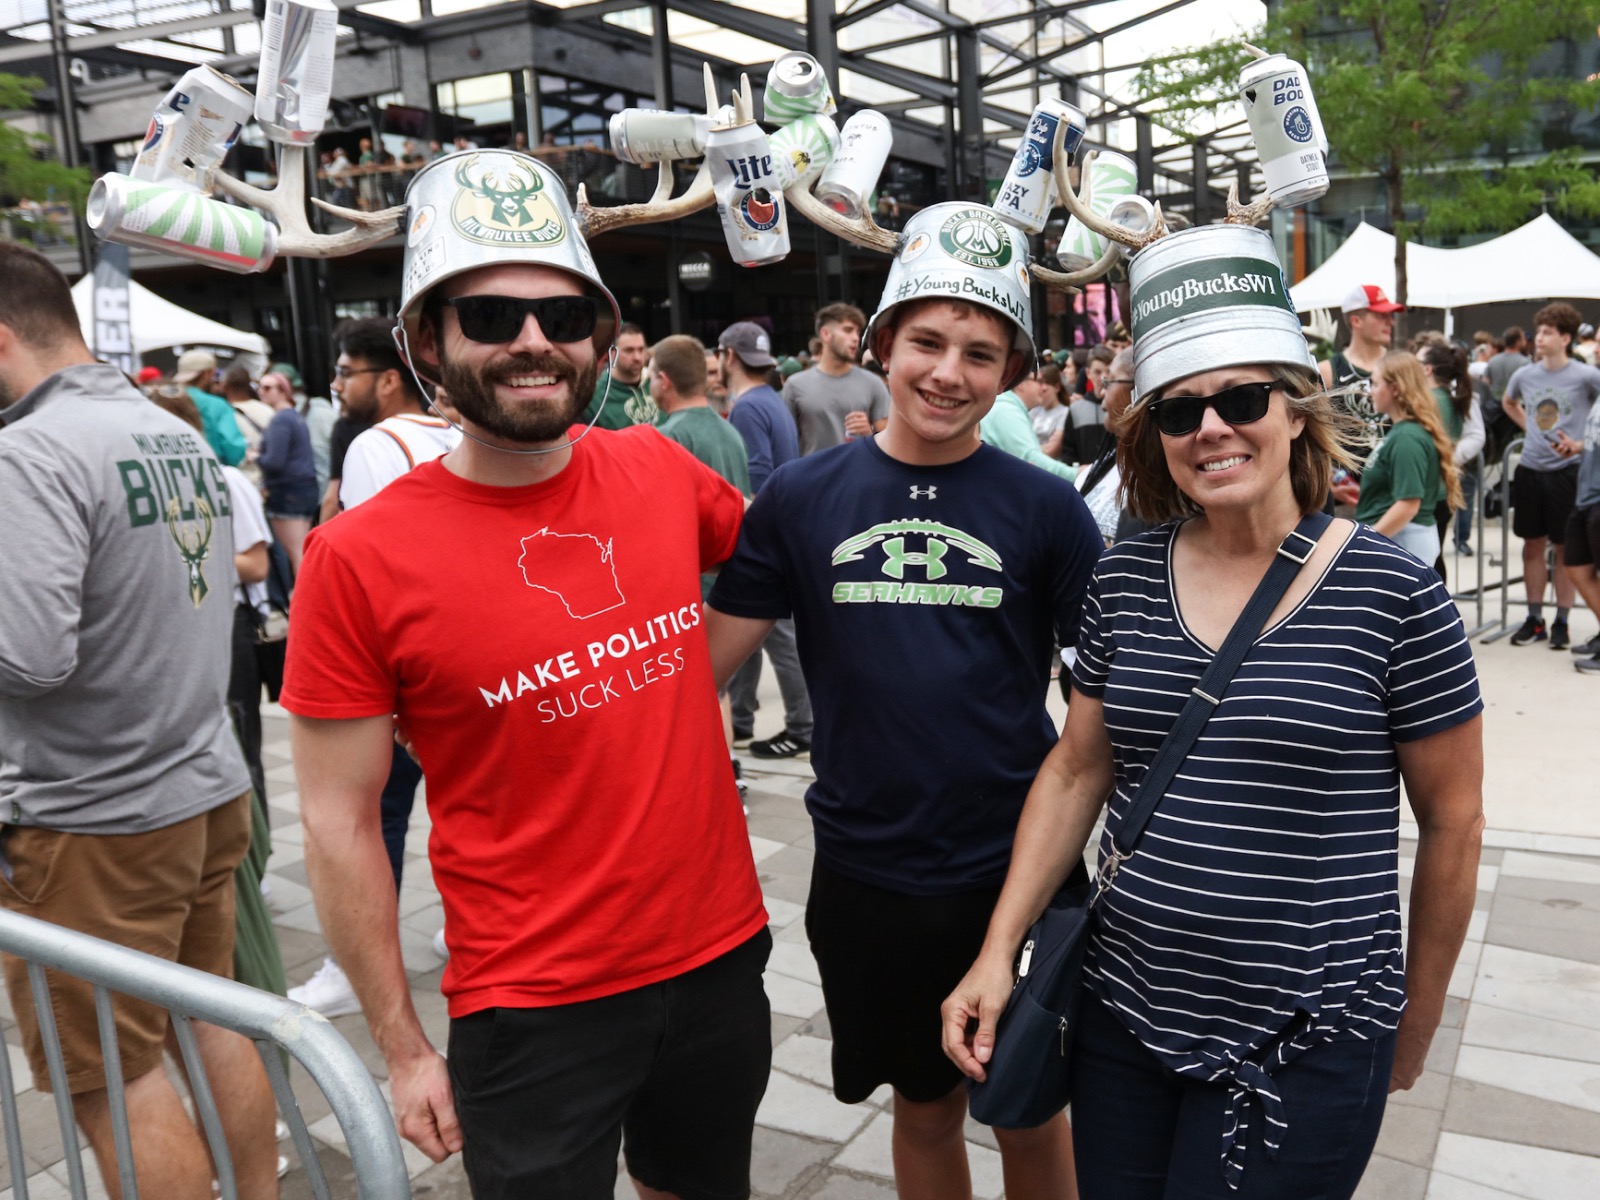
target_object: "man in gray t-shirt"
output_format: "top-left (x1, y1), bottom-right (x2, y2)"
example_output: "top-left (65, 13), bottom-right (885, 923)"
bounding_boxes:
top-left (0, 244), bottom-right (274, 1197)
top-left (783, 301), bottom-right (891, 455)
top-left (1502, 303), bottom-right (1600, 649)
top-left (1567, 400), bottom-right (1600, 668)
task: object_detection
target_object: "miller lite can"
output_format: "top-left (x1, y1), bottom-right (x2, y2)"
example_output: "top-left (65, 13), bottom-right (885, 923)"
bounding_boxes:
top-left (769, 113), bottom-right (838, 190)
top-left (256, 0), bottom-right (339, 145)
top-left (1238, 54), bottom-right (1328, 209)
top-left (706, 122), bottom-right (789, 267)
top-left (992, 97), bottom-right (1085, 234)
top-left (814, 110), bottom-right (892, 215)
top-left (89, 173), bottom-right (277, 274)
top-left (763, 52), bottom-right (836, 123)
top-left (610, 109), bottom-right (712, 164)
top-left (131, 65), bottom-right (254, 191)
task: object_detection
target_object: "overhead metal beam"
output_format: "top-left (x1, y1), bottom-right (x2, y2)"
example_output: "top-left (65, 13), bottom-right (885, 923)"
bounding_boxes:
top-left (832, 0), bottom-right (910, 32)
top-left (983, 0), bottom-right (1204, 90)
top-left (544, 0), bottom-right (652, 23)
top-left (0, 8), bottom-right (256, 65)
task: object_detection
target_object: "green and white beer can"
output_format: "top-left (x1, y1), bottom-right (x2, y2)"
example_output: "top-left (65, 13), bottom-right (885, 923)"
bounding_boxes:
top-left (763, 53), bottom-right (836, 123)
top-left (770, 114), bottom-right (838, 190)
top-left (1059, 151), bottom-right (1144, 261)
top-left (89, 173), bottom-right (277, 274)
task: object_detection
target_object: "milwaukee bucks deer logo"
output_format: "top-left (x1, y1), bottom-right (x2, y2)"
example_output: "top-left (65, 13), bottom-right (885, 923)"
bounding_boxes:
top-left (166, 496), bottom-right (214, 608)
top-left (451, 155), bottom-right (566, 247)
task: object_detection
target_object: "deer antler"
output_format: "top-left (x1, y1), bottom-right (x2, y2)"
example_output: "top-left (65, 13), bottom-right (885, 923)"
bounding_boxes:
top-left (1056, 143), bottom-right (1168, 253)
top-left (783, 185), bottom-right (899, 254)
top-left (210, 144), bottom-right (402, 257)
top-left (1029, 239), bottom-right (1120, 292)
top-left (577, 64), bottom-right (733, 239)
top-left (1224, 179), bottom-right (1275, 227)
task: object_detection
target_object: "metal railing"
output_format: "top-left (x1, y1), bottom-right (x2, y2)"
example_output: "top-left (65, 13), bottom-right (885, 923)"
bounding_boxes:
top-left (0, 908), bottom-right (410, 1200)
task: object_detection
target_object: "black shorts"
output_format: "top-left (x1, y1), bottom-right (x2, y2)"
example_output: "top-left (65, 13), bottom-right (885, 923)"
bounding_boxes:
top-left (805, 860), bottom-right (1004, 1104)
top-left (447, 928), bottom-right (772, 1200)
top-left (1565, 503), bottom-right (1600, 569)
top-left (1512, 463), bottom-right (1579, 543)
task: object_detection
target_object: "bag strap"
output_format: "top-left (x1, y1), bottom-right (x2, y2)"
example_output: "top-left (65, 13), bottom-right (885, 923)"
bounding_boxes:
top-left (1096, 511), bottom-right (1332, 892)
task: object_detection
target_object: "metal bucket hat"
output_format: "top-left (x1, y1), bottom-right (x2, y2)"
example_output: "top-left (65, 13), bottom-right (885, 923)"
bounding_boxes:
top-left (396, 150), bottom-right (622, 383)
top-left (1127, 224), bottom-right (1314, 404)
top-left (862, 202), bottom-right (1037, 389)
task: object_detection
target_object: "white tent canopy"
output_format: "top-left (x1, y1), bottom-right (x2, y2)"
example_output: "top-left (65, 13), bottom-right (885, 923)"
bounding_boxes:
top-left (71, 275), bottom-right (270, 360)
top-left (1290, 214), bottom-right (1600, 312)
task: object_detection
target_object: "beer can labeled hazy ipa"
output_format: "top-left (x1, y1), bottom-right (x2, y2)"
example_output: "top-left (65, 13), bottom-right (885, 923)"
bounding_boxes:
top-left (993, 97), bottom-right (1085, 234)
top-left (256, 0), bottom-right (339, 145)
top-left (89, 173), bottom-right (277, 274)
top-left (763, 53), bottom-right (836, 123)
top-left (131, 65), bottom-right (254, 190)
top-left (1238, 54), bottom-right (1329, 209)
top-left (769, 113), bottom-right (838, 190)
top-left (814, 110), bottom-right (892, 215)
top-left (706, 123), bottom-right (790, 267)
top-left (609, 110), bottom-right (711, 164)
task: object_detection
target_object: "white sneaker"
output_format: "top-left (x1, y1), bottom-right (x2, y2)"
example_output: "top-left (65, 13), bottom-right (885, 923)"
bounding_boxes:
top-left (432, 928), bottom-right (449, 960)
top-left (287, 958), bottom-right (361, 1018)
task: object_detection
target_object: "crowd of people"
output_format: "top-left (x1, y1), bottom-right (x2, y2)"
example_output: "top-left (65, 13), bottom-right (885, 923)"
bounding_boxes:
top-left (0, 141), bottom-right (1591, 1200)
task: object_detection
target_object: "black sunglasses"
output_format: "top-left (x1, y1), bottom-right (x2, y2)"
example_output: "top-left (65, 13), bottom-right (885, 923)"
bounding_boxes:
top-left (1146, 381), bottom-right (1274, 437)
top-left (443, 295), bottom-right (601, 345)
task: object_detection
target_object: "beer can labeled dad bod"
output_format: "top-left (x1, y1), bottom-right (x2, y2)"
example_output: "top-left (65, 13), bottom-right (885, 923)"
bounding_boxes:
top-left (815, 110), bottom-right (892, 215)
top-left (1237, 54), bottom-right (1328, 209)
top-left (89, 173), bottom-right (277, 274)
top-left (706, 123), bottom-right (789, 267)
top-left (610, 110), bottom-right (712, 165)
top-left (993, 97), bottom-right (1086, 234)
top-left (763, 53), bottom-right (836, 123)
top-left (131, 65), bottom-right (254, 190)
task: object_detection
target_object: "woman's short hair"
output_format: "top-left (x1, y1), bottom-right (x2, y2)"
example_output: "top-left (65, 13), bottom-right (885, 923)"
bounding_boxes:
top-left (1112, 365), bottom-right (1361, 523)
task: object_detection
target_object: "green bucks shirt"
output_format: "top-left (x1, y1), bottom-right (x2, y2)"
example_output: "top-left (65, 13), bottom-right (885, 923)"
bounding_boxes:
top-left (1356, 419), bottom-right (1444, 527)
top-left (584, 372), bottom-right (657, 430)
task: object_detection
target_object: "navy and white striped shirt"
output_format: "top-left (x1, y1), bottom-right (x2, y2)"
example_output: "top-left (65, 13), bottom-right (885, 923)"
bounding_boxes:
top-left (1072, 522), bottom-right (1481, 1183)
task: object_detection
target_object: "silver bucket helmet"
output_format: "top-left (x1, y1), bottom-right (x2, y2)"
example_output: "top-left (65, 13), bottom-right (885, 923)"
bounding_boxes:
top-left (862, 202), bottom-right (1037, 390)
top-left (1127, 224), bottom-right (1314, 405)
top-left (396, 150), bottom-right (621, 385)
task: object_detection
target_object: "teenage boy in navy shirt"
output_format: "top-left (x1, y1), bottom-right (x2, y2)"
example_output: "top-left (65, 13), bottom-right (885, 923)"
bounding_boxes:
top-left (707, 204), bottom-right (1102, 1199)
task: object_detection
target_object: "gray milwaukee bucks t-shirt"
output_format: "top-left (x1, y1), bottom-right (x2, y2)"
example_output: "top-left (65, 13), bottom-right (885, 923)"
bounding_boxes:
top-left (782, 365), bottom-right (891, 455)
top-left (0, 363), bottom-right (248, 833)
top-left (1505, 359), bottom-right (1600, 472)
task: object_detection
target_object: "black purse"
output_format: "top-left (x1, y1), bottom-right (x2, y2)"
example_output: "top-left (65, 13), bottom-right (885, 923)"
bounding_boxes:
top-left (967, 513), bottom-right (1330, 1129)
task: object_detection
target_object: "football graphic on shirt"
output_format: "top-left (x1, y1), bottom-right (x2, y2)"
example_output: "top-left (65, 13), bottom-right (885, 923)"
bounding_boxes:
top-left (517, 528), bottom-right (626, 618)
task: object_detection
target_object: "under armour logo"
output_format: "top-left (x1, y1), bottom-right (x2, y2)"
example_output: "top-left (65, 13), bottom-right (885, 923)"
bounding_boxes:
top-left (882, 536), bottom-right (948, 581)
top-left (909, 485), bottom-right (937, 499)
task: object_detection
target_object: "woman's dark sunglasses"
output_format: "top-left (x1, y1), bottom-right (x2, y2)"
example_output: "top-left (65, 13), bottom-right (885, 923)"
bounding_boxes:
top-left (443, 295), bottom-right (600, 344)
top-left (1147, 381), bottom-right (1274, 437)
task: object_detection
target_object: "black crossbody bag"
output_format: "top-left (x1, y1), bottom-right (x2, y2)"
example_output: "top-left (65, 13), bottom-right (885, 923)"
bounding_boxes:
top-left (968, 512), bottom-right (1331, 1129)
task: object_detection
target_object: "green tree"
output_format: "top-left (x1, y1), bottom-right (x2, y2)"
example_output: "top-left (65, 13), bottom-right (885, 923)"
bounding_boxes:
top-left (1132, 1), bottom-right (1600, 310)
top-left (0, 72), bottom-right (92, 236)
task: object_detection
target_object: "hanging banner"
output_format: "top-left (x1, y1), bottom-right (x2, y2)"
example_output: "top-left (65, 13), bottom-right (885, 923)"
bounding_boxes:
top-left (92, 241), bottom-right (137, 375)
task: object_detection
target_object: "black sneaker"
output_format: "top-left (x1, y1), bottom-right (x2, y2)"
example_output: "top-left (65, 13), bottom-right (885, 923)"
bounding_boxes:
top-left (1509, 616), bottom-right (1547, 646)
top-left (1550, 620), bottom-right (1570, 651)
top-left (1576, 654), bottom-right (1600, 675)
top-left (749, 730), bottom-right (811, 759)
top-left (1571, 634), bottom-right (1600, 656)
top-left (1455, 542), bottom-right (1473, 556)
top-left (732, 729), bottom-right (755, 748)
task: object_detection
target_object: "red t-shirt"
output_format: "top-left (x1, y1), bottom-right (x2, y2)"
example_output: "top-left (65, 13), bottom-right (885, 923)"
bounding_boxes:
top-left (281, 427), bottom-right (766, 1017)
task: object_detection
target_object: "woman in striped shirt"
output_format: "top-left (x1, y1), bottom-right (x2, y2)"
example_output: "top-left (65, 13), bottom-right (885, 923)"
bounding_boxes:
top-left (944, 238), bottom-right (1484, 1197)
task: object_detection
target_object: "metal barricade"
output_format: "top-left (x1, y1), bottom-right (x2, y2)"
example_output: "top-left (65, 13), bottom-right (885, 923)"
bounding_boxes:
top-left (0, 908), bottom-right (410, 1200)
top-left (1478, 437), bottom-right (1524, 643)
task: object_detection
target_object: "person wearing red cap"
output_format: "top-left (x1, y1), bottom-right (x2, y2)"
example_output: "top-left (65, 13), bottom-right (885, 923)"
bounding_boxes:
top-left (1321, 284), bottom-right (1405, 464)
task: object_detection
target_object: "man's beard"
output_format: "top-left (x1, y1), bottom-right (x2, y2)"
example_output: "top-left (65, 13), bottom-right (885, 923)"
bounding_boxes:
top-left (439, 348), bottom-right (597, 444)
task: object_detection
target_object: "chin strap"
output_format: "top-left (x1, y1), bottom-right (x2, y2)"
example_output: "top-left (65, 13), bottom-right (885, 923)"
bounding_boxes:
top-left (391, 324), bottom-right (615, 457)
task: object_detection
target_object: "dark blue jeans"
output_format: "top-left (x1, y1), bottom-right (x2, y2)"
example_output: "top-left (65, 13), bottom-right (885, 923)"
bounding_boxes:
top-left (380, 742), bottom-right (422, 893)
top-left (1071, 988), bottom-right (1395, 1200)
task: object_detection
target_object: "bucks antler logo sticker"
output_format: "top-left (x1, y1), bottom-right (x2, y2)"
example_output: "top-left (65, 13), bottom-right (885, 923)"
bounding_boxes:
top-left (938, 209), bottom-right (1013, 270)
top-left (166, 496), bottom-right (214, 608)
top-left (451, 155), bottom-right (567, 247)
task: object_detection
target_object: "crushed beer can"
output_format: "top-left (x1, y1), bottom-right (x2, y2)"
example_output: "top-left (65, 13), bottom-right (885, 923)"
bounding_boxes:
top-left (769, 113), bottom-right (838, 190)
top-left (763, 52), bottom-right (836, 123)
top-left (130, 65), bottom-right (254, 191)
top-left (1237, 53), bottom-right (1329, 209)
top-left (814, 110), bottom-right (892, 215)
top-left (706, 121), bottom-right (789, 267)
top-left (610, 110), bottom-right (712, 164)
top-left (256, 0), bottom-right (339, 145)
top-left (993, 97), bottom-right (1086, 234)
top-left (89, 173), bottom-right (277, 274)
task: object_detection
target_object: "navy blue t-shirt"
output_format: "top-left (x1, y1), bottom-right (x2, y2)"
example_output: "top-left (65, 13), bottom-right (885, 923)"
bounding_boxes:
top-left (727, 384), bottom-right (799, 494)
top-left (711, 437), bottom-right (1103, 894)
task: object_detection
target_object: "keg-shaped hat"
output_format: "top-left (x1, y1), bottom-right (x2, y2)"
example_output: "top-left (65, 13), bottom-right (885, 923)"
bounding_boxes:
top-left (1128, 224), bottom-right (1314, 404)
top-left (397, 150), bottom-right (622, 383)
top-left (862, 202), bottom-right (1037, 389)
